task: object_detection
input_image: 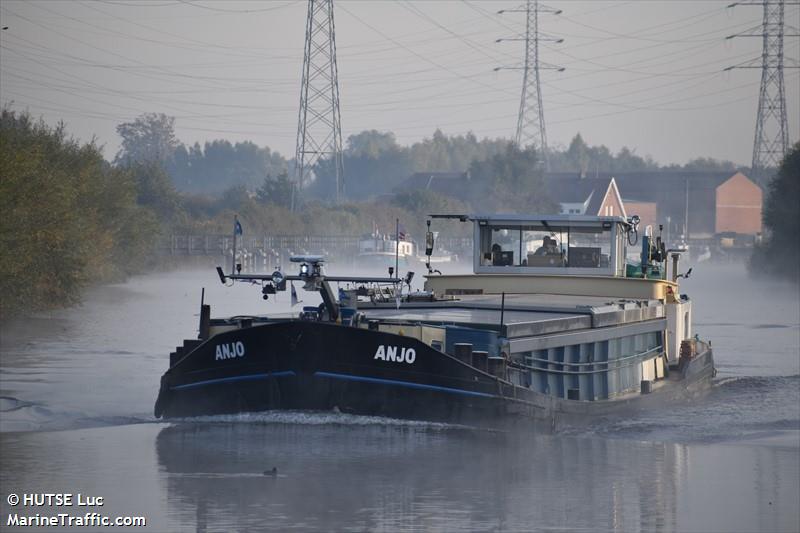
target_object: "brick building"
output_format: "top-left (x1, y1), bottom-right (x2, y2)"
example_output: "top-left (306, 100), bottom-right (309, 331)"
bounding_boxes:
top-left (714, 172), bottom-right (763, 235)
top-left (398, 170), bottom-right (762, 241)
top-left (622, 200), bottom-right (658, 229)
top-left (546, 171), bottom-right (763, 240)
top-left (544, 177), bottom-right (627, 217)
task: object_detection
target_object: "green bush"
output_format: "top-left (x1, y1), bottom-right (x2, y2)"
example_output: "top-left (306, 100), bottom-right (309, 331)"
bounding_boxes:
top-left (0, 110), bottom-right (159, 316)
top-left (749, 142), bottom-right (800, 282)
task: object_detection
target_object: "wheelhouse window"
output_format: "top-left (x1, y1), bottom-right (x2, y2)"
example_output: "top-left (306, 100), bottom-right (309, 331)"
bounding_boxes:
top-left (566, 227), bottom-right (611, 268)
top-left (478, 222), bottom-right (614, 270)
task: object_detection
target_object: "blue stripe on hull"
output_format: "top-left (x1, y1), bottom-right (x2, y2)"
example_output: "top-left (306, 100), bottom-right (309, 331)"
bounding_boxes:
top-left (171, 371), bottom-right (296, 391)
top-left (314, 371), bottom-right (496, 399)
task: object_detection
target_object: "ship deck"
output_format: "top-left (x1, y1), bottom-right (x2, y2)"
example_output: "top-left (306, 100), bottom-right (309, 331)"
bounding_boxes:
top-left (362, 292), bottom-right (665, 337)
top-left (210, 292), bottom-right (666, 342)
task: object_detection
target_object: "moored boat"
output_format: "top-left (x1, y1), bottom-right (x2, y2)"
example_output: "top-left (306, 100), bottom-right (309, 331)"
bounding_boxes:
top-left (357, 232), bottom-right (415, 271)
top-left (154, 213), bottom-right (714, 429)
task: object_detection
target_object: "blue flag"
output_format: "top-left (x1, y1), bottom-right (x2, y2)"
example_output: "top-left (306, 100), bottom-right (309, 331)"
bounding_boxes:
top-left (234, 219), bottom-right (243, 236)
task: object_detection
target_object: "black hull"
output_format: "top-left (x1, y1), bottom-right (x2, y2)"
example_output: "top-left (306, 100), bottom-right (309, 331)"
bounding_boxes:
top-left (155, 321), bottom-right (714, 429)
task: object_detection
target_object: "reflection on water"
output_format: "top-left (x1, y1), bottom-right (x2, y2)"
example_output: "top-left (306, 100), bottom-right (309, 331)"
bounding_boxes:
top-left (1, 421), bottom-right (797, 532)
top-left (156, 422), bottom-right (686, 533)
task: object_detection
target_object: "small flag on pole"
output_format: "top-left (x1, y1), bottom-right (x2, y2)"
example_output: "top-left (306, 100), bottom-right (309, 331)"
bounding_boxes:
top-left (398, 223), bottom-right (407, 241)
top-left (234, 219), bottom-right (243, 236)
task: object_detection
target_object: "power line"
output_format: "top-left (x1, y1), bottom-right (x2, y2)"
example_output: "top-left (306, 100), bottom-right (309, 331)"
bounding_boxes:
top-left (726, 0), bottom-right (800, 173)
top-left (175, 1), bottom-right (295, 14)
top-left (496, 1), bottom-right (563, 169)
top-left (398, 1), bottom-right (513, 64)
top-left (294, 0), bottom-right (344, 209)
top-left (337, 3), bottom-right (517, 97)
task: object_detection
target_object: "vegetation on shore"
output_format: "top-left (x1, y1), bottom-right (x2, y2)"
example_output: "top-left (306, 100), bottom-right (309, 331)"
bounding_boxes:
top-left (0, 110), bottom-right (162, 316)
top-left (1, 110), bottom-right (766, 315)
top-left (0, 112), bottom-right (547, 315)
top-left (749, 143), bottom-right (800, 282)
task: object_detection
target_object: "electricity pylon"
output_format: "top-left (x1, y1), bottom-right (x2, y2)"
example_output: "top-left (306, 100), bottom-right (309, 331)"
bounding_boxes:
top-left (496, 1), bottom-right (564, 170)
top-left (293, 0), bottom-right (344, 210)
top-left (725, 1), bottom-right (799, 175)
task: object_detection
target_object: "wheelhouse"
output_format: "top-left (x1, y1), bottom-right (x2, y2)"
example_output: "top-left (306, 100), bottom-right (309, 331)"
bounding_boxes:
top-left (472, 214), bottom-right (631, 277)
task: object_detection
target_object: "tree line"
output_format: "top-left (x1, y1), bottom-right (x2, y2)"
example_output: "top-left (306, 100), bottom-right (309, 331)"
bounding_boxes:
top-left (114, 114), bottom-right (740, 202)
top-left (0, 110), bottom-right (161, 315)
top-left (0, 112), bottom-right (548, 314)
top-left (110, 113), bottom-right (556, 238)
top-left (3, 109), bottom-right (786, 315)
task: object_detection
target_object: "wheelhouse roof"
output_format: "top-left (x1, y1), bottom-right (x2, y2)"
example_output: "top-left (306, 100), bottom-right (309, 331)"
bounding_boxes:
top-left (431, 213), bottom-right (630, 226)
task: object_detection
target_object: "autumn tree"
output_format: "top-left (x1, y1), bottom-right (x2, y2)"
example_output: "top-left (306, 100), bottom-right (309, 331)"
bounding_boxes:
top-left (751, 142), bottom-right (800, 281)
top-left (115, 113), bottom-right (178, 167)
top-left (257, 172), bottom-right (294, 207)
top-left (1, 109), bottom-right (158, 315)
top-left (165, 140), bottom-right (288, 194)
top-left (468, 143), bottom-right (557, 213)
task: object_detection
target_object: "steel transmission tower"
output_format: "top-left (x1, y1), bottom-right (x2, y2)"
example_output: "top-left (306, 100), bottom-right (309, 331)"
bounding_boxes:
top-left (293, 0), bottom-right (344, 210)
top-left (725, 1), bottom-right (799, 174)
top-left (496, 1), bottom-right (563, 170)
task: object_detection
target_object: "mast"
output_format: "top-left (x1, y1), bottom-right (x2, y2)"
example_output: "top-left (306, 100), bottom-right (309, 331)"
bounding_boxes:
top-left (394, 218), bottom-right (400, 277)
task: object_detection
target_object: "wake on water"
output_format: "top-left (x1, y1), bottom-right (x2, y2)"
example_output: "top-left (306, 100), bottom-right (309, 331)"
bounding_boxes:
top-left (0, 399), bottom-right (470, 434)
top-left (171, 410), bottom-right (470, 431)
top-left (560, 374), bottom-right (800, 443)
top-left (2, 376), bottom-right (797, 442)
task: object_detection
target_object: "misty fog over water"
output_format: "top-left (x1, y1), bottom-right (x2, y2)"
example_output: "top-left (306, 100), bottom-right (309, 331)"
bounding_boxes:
top-left (2, 0), bottom-right (798, 529)
top-left (0, 262), bottom-right (798, 531)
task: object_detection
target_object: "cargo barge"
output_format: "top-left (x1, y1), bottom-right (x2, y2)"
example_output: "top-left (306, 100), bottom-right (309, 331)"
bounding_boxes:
top-left (154, 214), bottom-right (714, 429)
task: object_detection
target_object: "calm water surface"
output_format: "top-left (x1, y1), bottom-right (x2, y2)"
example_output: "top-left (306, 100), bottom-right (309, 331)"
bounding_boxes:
top-left (1, 262), bottom-right (798, 532)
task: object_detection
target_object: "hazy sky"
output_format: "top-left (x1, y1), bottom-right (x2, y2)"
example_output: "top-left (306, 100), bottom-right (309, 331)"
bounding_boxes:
top-left (1, 0), bottom-right (798, 167)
